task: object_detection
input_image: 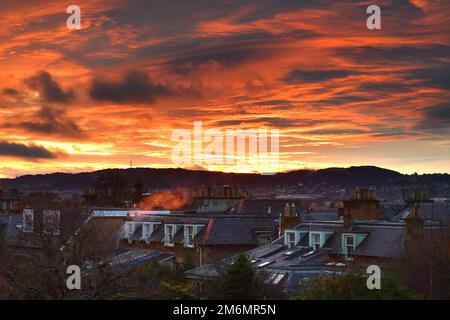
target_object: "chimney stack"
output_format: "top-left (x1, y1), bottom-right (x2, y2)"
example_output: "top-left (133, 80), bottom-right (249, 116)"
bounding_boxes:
top-left (339, 188), bottom-right (380, 224)
top-left (279, 202), bottom-right (300, 237)
top-left (405, 204), bottom-right (424, 251)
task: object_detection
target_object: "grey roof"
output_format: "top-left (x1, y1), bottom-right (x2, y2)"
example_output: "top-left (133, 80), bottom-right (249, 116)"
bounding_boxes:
top-left (111, 249), bottom-right (174, 267)
top-left (391, 202), bottom-right (450, 224)
top-left (125, 215), bottom-right (277, 246)
top-left (295, 220), bottom-right (406, 258)
top-left (130, 226), bottom-right (142, 241)
top-left (149, 224), bottom-right (164, 242)
top-left (378, 203), bottom-right (405, 220)
top-left (185, 242), bottom-right (341, 294)
top-left (172, 226), bottom-right (185, 243)
top-left (196, 217), bottom-right (277, 245)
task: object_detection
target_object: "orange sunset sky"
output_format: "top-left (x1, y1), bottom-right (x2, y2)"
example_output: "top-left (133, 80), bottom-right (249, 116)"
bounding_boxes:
top-left (0, 0), bottom-right (449, 178)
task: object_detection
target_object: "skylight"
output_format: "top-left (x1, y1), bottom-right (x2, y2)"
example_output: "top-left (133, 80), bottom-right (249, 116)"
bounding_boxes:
top-left (257, 261), bottom-right (274, 268)
top-left (302, 250), bottom-right (315, 257)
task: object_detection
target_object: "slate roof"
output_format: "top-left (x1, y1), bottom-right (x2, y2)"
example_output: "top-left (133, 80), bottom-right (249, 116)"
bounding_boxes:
top-left (149, 224), bottom-right (164, 242)
top-left (378, 203), bottom-right (405, 220)
top-left (185, 242), bottom-right (341, 293)
top-left (125, 214), bottom-right (278, 246)
top-left (198, 217), bottom-right (277, 245)
top-left (172, 226), bottom-right (185, 243)
top-left (391, 202), bottom-right (450, 224)
top-left (110, 248), bottom-right (174, 267)
top-left (185, 218), bottom-right (409, 291)
top-left (130, 225), bottom-right (142, 241)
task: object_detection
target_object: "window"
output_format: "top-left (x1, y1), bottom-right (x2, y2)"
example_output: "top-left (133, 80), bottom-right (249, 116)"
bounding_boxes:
top-left (256, 231), bottom-right (272, 245)
top-left (23, 209), bottom-right (34, 233)
top-left (165, 224), bottom-right (175, 246)
top-left (184, 225), bottom-right (195, 247)
top-left (125, 223), bottom-right (134, 238)
top-left (311, 232), bottom-right (321, 250)
top-left (142, 223), bottom-right (152, 239)
top-left (285, 231), bottom-right (296, 248)
top-left (43, 210), bottom-right (60, 234)
top-left (344, 234), bottom-right (355, 255)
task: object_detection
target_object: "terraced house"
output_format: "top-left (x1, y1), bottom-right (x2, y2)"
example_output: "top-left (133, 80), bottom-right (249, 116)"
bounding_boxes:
top-left (186, 189), bottom-right (450, 293)
top-left (122, 212), bottom-right (278, 267)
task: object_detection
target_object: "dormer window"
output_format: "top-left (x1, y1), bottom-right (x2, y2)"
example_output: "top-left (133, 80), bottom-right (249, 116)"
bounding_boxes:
top-left (343, 234), bottom-right (355, 255)
top-left (23, 209), bottom-right (34, 233)
top-left (311, 232), bottom-right (321, 250)
top-left (142, 223), bottom-right (153, 240)
top-left (164, 224), bottom-right (175, 246)
top-left (43, 210), bottom-right (60, 235)
top-left (184, 225), bottom-right (195, 247)
top-left (285, 231), bottom-right (297, 248)
top-left (124, 222), bottom-right (134, 238)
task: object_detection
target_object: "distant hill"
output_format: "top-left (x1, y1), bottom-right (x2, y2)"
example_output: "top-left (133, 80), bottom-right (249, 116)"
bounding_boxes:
top-left (0, 166), bottom-right (449, 193)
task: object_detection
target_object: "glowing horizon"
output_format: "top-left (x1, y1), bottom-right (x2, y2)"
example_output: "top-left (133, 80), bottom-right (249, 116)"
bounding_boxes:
top-left (0, 0), bottom-right (449, 178)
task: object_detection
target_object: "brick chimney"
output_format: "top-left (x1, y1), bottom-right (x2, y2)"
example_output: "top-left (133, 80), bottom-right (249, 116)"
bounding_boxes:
top-left (279, 202), bottom-right (300, 237)
top-left (405, 205), bottom-right (424, 251)
top-left (339, 188), bottom-right (380, 226)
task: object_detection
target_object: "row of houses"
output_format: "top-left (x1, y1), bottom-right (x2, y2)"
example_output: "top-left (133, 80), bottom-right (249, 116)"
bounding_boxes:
top-left (1, 186), bottom-right (448, 294)
top-left (185, 188), bottom-right (450, 293)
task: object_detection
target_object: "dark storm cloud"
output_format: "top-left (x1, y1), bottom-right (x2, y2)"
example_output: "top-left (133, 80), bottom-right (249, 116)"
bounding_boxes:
top-left (313, 95), bottom-right (371, 106)
top-left (108, 0), bottom-right (324, 34)
top-left (358, 82), bottom-right (412, 94)
top-left (4, 106), bottom-right (86, 139)
top-left (2, 88), bottom-right (19, 96)
top-left (24, 71), bottom-right (74, 103)
top-left (409, 64), bottom-right (450, 89)
top-left (166, 38), bottom-right (285, 74)
top-left (0, 141), bottom-right (57, 159)
top-left (415, 104), bottom-right (450, 135)
top-left (282, 69), bottom-right (356, 84)
top-left (339, 45), bottom-right (450, 65)
top-left (89, 70), bottom-right (173, 104)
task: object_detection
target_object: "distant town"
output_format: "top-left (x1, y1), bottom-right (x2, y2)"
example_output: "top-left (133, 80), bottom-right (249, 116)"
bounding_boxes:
top-left (0, 166), bottom-right (449, 299)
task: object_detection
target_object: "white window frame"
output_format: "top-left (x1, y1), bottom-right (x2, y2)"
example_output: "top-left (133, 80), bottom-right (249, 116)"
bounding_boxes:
top-left (124, 222), bottom-right (134, 238)
top-left (142, 223), bottom-right (152, 240)
top-left (164, 224), bottom-right (175, 246)
top-left (23, 209), bottom-right (34, 233)
top-left (43, 210), bottom-right (60, 234)
top-left (310, 232), bottom-right (322, 250)
top-left (343, 234), bottom-right (355, 255)
top-left (184, 225), bottom-right (195, 248)
top-left (285, 231), bottom-right (297, 248)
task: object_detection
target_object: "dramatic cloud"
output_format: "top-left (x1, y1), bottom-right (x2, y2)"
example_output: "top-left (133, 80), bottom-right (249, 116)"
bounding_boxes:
top-left (415, 104), bottom-right (450, 134)
top-left (0, 141), bottom-right (57, 160)
top-left (2, 88), bottom-right (19, 96)
top-left (283, 69), bottom-right (356, 84)
top-left (410, 65), bottom-right (450, 89)
top-left (89, 70), bottom-right (172, 104)
top-left (4, 106), bottom-right (86, 139)
top-left (0, 0), bottom-right (449, 176)
top-left (24, 71), bottom-right (74, 103)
